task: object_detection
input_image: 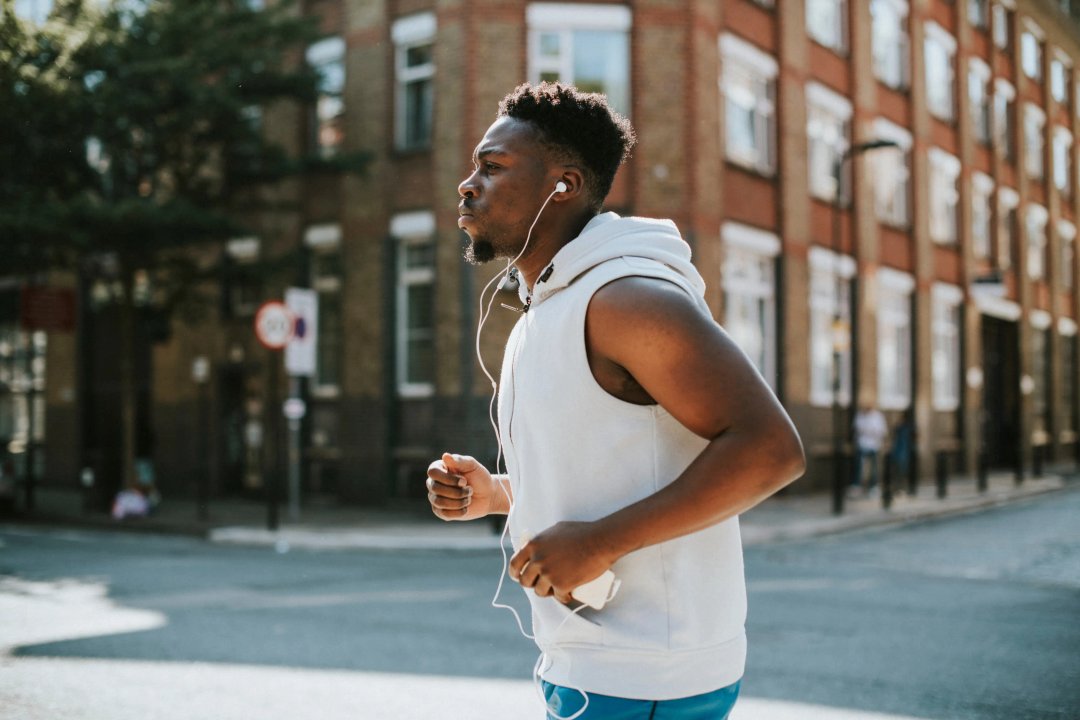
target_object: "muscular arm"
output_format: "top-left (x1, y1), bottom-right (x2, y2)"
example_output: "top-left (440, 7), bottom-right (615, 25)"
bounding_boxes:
top-left (510, 276), bottom-right (805, 602)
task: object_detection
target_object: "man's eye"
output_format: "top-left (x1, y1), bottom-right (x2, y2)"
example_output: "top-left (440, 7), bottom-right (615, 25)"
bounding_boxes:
top-left (484, 162), bottom-right (498, 172)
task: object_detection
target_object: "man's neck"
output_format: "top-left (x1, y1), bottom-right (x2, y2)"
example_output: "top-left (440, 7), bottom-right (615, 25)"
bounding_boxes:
top-left (517, 210), bottom-right (597, 288)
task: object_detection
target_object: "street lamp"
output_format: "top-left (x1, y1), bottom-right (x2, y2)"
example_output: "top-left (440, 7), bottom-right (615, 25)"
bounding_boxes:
top-left (831, 139), bottom-right (900, 516)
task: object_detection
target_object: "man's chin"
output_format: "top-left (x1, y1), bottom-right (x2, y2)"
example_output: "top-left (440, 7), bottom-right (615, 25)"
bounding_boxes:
top-left (464, 238), bottom-right (495, 265)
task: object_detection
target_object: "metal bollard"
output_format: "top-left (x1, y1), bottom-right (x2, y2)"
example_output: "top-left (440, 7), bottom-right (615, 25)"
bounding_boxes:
top-left (882, 456), bottom-right (894, 510)
top-left (976, 450), bottom-right (988, 493)
top-left (1033, 445), bottom-right (1044, 478)
top-left (935, 451), bottom-right (948, 499)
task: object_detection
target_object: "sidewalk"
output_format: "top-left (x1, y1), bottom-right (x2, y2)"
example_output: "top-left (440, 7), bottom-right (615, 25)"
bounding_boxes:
top-left (3, 467), bottom-right (1073, 551)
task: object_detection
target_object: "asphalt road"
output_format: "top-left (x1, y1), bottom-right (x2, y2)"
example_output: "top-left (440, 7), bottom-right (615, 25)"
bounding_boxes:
top-left (1, 485), bottom-right (1078, 720)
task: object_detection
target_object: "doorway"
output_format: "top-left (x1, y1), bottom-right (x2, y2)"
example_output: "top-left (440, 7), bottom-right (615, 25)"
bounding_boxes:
top-left (981, 316), bottom-right (1020, 469)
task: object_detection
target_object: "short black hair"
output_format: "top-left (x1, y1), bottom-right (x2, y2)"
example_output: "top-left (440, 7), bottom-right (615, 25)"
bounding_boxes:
top-left (498, 82), bottom-right (636, 212)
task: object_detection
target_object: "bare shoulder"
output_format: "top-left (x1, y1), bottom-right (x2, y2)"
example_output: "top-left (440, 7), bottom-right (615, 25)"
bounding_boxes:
top-left (585, 275), bottom-right (777, 438)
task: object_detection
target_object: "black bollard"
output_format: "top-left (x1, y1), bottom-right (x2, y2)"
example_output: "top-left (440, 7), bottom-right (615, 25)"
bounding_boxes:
top-left (882, 456), bottom-right (893, 510)
top-left (935, 451), bottom-right (948, 499)
top-left (976, 450), bottom-right (988, 493)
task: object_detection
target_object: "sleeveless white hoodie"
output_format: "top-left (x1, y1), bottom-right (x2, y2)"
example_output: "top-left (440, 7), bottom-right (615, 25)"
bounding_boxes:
top-left (498, 212), bottom-right (747, 701)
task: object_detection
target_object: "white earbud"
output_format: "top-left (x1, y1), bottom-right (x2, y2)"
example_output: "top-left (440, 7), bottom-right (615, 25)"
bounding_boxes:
top-left (555, 181), bottom-right (567, 193)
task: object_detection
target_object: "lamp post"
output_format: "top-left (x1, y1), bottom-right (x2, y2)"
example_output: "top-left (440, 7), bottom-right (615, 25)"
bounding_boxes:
top-left (831, 139), bottom-right (900, 516)
top-left (192, 356), bottom-right (211, 521)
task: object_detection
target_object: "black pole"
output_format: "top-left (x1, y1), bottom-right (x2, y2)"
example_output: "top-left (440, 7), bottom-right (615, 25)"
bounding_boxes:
top-left (197, 380), bottom-right (210, 521)
top-left (266, 350), bottom-right (280, 531)
top-left (23, 329), bottom-right (36, 513)
top-left (831, 155), bottom-right (846, 517)
top-left (882, 453), bottom-right (894, 510)
top-left (935, 451), bottom-right (948, 499)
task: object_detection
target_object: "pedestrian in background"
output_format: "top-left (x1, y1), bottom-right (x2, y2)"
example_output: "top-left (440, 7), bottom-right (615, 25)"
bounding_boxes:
top-left (852, 404), bottom-right (889, 498)
top-left (426, 82), bottom-right (805, 720)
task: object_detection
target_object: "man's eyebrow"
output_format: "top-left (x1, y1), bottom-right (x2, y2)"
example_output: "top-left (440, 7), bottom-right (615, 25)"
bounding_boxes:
top-left (472, 147), bottom-right (507, 163)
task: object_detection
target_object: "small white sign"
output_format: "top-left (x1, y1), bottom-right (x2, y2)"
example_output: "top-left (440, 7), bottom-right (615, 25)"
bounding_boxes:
top-left (283, 398), bottom-right (307, 420)
top-left (285, 287), bottom-right (319, 377)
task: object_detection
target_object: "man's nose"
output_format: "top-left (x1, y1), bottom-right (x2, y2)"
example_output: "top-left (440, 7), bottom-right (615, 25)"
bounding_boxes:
top-left (458, 172), bottom-right (479, 199)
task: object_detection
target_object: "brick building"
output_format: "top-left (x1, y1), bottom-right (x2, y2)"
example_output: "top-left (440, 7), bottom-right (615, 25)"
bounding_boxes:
top-left (20, 0), bottom-right (1080, 509)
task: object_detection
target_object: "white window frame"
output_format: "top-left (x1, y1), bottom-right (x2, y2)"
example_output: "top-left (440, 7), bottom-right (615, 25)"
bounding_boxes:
top-left (1020, 19), bottom-right (1044, 81)
top-left (994, 78), bottom-right (1016, 161)
top-left (992, 1), bottom-right (1012, 50)
top-left (1051, 49), bottom-right (1072, 106)
top-left (807, 0), bottom-right (848, 54)
top-left (720, 34), bottom-right (778, 176)
top-left (806, 82), bottom-right (853, 202)
top-left (1024, 102), bottom-right (1046, 180)
top-left (972, 171), bottom-right (996, 259)
top-left (392, 211), bottom-right (437, 398)
top-left (871, 118), bottom-right (912, 227)
top-left (924, 22), bottom-right (957, 122)
top-left (306, 36), bottom-right (346, 158)
top-left (871, 0), bottom-right (910, 90)
top-left (809, 246), bottom-right (856, 407)
top-left (969, 57), bottom-right (993, 144)
top-left (304, 224), bottom-right (343, 397)
top-left (929, 147), bottom-right (962, 244)
top-left (721, 222), bottom-right (780, 389)
top-left (1053, 125), bottom-right (1073, 195)
top-left (1058, 219), bottom-right (1076, 290)
top-left (932, 283), bottom-right (964, 411)
top-left (969, 0), bottom-right (990, 30)
top-left (393, 13), bottom-right (437, 151)
top-left (1026, 203), bottom-right (1049, 281)
top-left (877, 268), bottom-right (914, 410)
top-left (998, 186), bottom-right (1020, 269)
top-left (527, 3), bottom-right (632, 117)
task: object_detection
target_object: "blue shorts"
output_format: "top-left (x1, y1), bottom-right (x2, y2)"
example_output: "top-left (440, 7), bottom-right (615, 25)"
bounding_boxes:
top-left (542, 680), bottom-right (741, 720)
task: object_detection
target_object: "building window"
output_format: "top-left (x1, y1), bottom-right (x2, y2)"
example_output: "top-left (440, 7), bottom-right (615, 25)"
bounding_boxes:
top-left (1059, 220), bottom-right (1076, 290)
top-left (1024, 103), bottom-right (1046, 180)
top-left (393, 13), bottom-right (436, 151)
top-left (871, 118), bottom-right (912, 227)
top-left (932, 284), bottom-right (963, 411)
top-left (969, 58), bottom-right (993, 145)
top-left (720, 34), bottom-right (778, 176)
top-left (924, 22), bottom-right (957, 122)
top-left (994, 79), bottom-right (1016, 162)
top-left (0, 326), bottom-right (46, 476)
top-left (969, 0), bottom-right (990, 29)
top-left (1053, 126), bottom-right (1073, 196)
top-left (807, 0), bottom-right (847, 53)
top-left (527, 3), bottom-right (631, 116)
top-left (223, 237), bottom-right (261, 319)
top-left (1051, 52), bottom-right (1072, 106)
top-left (871, 0), bottom-right (910, 89)
top-left (972, 172), bottom-right (995, 259)
top-left (992, 3), bottom-right (1012, 50)
top-left (306, 36), bottom-right (346, 158)
top-left (806, 82), bottom-right (852, 202)
top-left (929, 148), bottom-right (961, 244)
top-left (1026, 204), bottom-right (1049, 281)
top-left (392, 211), bottom-right (436, 397)
top-left (998, 187), bottom-right (1020, 270)
top-left (1021, 21), bottom-right (1043, 80)
top-left (878, 269), bottom-right (914, 410)
top-left (809, 247), bottom-right (855, 407)
top-left (304, 225), bottom-right (343, 395)
top-left (722, 223), bottom-right (780, 389)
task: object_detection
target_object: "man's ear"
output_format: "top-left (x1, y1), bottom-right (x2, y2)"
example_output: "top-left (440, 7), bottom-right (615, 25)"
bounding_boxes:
top-left (552, 168), bottom-right (586, 201)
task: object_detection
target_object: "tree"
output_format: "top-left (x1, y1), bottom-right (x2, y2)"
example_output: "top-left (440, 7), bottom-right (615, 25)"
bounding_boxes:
top-left (1, 0), bottom-right (365, 497)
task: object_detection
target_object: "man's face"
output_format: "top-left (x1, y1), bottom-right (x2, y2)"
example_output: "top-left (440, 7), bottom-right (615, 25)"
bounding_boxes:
top-left (458, 117), bottom-right (551, 264)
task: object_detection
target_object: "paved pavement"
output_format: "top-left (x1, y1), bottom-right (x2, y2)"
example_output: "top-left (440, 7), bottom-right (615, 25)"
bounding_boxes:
top-left (5, 465), bottom-right (1072, 551)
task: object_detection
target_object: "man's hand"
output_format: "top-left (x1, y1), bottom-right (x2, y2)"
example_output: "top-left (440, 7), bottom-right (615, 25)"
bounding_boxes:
top-left (509, 521), bottom-right (618, 605)
top-left (426, 453), bottom-right (506, 521)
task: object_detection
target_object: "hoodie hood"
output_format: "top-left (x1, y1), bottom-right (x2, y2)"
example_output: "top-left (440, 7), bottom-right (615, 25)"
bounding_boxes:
top-left (518, 212), bottom-right (705, 309)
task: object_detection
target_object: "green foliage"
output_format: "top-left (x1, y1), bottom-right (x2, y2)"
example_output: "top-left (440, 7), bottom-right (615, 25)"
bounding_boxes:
top-left (2, 0), bottom-right (365, 280)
